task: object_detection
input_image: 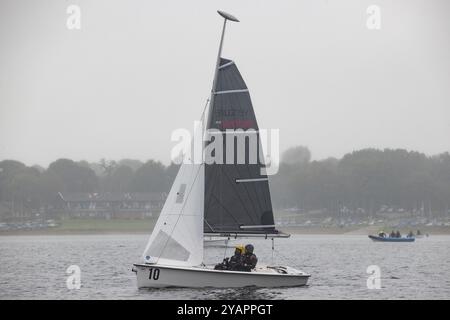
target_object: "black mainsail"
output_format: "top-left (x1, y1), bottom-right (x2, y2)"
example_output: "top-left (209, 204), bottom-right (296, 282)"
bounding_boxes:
top-left (203, 19), bottom-right (286, 237)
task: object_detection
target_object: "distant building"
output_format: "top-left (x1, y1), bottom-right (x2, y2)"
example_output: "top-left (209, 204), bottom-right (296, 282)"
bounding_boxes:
top-left (57, 192), bottom-right (166, 219)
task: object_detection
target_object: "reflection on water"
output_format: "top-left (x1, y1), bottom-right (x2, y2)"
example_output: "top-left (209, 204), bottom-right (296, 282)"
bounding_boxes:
top-left (0, 234), bottom-right (449, 299)
top-left (204, 287), bottom-right (281, 300)
top-left (137, 287), bottom-right (281, 300)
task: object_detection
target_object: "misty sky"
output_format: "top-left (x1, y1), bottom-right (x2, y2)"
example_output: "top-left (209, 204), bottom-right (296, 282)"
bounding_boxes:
top-left (1, 0), bottom-right (449, 167)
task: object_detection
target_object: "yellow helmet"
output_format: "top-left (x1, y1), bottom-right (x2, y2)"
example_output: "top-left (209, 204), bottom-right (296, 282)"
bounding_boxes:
top-left (235, 244), bottom-right (245, 254)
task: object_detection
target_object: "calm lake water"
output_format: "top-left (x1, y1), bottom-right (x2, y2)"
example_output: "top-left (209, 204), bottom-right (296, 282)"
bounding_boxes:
top-left (0, 234), bottom-right (449, 299)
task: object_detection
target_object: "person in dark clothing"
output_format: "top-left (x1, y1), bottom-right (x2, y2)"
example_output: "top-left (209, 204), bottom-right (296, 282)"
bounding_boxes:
top-left (214, 257), bottom-right (229, 270)
top-left (227, 245), bottom-right (245, 271)
top-left (240, 244), bottom-right (258, 272)
top-left (396, 230), bottom-right (401, 238)
top-left (214, 245), bottom-right (245, 271)
top-left (390, 230), bottom-right (396, 238)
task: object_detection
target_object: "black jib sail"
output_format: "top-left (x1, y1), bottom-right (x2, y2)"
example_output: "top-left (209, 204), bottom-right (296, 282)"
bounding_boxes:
top-left (203, 58), bottom-right (284, 237)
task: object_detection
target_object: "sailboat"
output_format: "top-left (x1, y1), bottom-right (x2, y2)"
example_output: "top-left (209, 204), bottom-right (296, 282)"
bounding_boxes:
top-left (132, 10), bottom-right (310, 288)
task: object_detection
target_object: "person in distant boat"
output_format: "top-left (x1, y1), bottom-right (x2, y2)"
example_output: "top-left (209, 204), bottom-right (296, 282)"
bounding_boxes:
top-left (240, 244), bottom-right (258, 272)
top-left (395, 230), bottom-right (401, 238)
top-left (378, 231), bottom-right (386, 238)
top-left (407, 231), bottom-right (414, 238)
top-left (227, 245), bottom-right (245, 271)
top-left (390, 230), bottom-right (396, 238)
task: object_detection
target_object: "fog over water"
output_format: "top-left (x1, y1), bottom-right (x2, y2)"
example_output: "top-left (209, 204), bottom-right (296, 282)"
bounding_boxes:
top-left (1, 0), bottom-right (449, 166)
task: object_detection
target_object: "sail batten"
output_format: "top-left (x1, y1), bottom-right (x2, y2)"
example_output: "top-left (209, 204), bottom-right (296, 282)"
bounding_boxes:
top-left (236, 178), bottom-right (269, 183)
top-left (218, 60), bottom-right (235, 70)
top-left (214, 89), bottom-right (249, 95)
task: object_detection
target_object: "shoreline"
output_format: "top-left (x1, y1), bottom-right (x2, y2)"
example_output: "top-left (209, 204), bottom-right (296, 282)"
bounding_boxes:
top-left (1, 225), bottom-right (449, 236)
top-left (0, 230), bottom-right (150, 236)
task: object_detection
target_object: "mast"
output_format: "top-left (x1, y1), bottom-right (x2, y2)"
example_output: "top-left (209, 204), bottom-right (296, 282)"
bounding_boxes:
top-left (202, 12), bottom-right (288, 239)
top-left (206, 11), bottom-right (240, 130)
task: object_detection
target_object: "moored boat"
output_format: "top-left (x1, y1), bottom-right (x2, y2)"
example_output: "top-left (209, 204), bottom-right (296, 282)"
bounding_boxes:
top-left (368, 235), bottom-right (415, 242)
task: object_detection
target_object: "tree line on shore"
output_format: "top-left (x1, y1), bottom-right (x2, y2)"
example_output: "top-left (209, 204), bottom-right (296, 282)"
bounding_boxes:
top-left (271, 147), bottom-right (450, 216)
top-left (0, 158), bottom-right (179, 213)
top-left (0, 147), bottom-right (449, 216)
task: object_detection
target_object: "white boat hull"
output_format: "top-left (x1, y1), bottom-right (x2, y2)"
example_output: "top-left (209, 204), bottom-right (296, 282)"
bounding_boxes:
top-left (133, 263), bottom-right (310, 288)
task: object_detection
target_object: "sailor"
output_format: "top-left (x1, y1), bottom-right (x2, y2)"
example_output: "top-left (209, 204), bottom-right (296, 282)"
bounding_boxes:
top-left (240, 244), bottom-right (258, 272)
top-left (390, 230), bottom-right (396, 238)
top-left (214, 257), bottom-right (229, 270)
top-left (395, 230), bottom-right (401, 238)
top-left (227, 245), bottom-right (245, 270)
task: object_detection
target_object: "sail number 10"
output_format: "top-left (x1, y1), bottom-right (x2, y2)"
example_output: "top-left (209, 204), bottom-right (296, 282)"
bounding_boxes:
top-left (148, 268), bottom-right (160, 280)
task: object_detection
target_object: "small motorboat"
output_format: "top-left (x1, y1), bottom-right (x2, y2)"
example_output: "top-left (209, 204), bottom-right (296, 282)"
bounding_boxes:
top-left (368, 235), bottom-right (415, 242)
